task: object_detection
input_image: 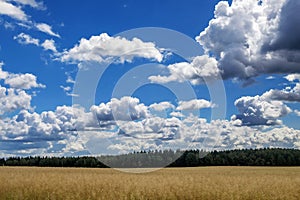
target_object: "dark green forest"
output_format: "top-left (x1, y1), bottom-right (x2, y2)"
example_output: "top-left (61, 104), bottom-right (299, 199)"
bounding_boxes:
top-left (1, 148), bottom-right (300, 168)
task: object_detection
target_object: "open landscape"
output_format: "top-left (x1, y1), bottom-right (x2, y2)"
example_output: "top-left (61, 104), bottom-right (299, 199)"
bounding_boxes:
top-left (0, 166), bottom-right (299, 200)
top-left (1, 0), bottom-right (300, 199)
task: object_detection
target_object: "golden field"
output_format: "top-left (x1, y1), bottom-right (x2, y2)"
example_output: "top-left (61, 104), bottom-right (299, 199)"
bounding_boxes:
top-left (0, 166), bottom-right (299, 200)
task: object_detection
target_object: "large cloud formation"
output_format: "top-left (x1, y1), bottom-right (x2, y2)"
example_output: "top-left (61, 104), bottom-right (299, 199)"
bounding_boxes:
top-left (151, 0), bottom-right (300, 85)
top-left (1, 93), bottom-right (299, 156)
top-left (198, 0), bottom-right (300, 80)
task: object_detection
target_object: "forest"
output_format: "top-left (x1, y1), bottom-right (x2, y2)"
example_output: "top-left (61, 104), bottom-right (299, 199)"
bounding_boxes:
top-left (1, 148), bottom-right (300, 168)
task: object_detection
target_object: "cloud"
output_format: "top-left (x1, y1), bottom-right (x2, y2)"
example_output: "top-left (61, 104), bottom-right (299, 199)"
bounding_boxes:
top-left (0, 64), bottom-right (44, 90)
top-left (13, 32), bottom-right (39, 46)
top-left (262, 0), bottom-right (300, 52)
top-left (166, 0), bottom-right (300, 85)
top-left (149, 55), bottom-right (220, 84)
top-left (149, 102), bottom-right (175, 111)
top-left (0, 86), bottom-right (32, 115)
top-left (0, 62), bottom-right (45, 115)
top-left (285, 74), bottom-right (300, 82)
top-left (60, 85), bottom-right (71, 92)
top-left (294, 110), bottom-right (300, 116)
top-left (0, 95), bottom-right (299, 156)
top-left (14, 33), bottom-right (58, 52)
top-left (4, 72), bottom-right (45, 89)
top-left (11, 0), bottom-right (44, 9)
top-left (0, 63), bottom-right (45, 115)
top-left (0, 0), bottom-right (27, 21)
top-left (266, 76), bottom-right (275, 80)
top-left (60, 85), bottom-right (78, 97)
top-left (232, 73), bottom-right (300, 126)
top-left (60, 33), bottom-right (163, 64)
top-left (0, 1), bottom-right (59, 37)
top-left (262, 74), bottom-right (300, 102)
top-left (233, 95), bottom-right (292, 126)
top-left (41, 39), bottom-right (57, 52)
top-left (170, 111), bottom-right (184, 118)
top-left (177, 99), bottom-right (214, 110)
top-left (90, 96), bottom-right (149, 121)
top-left (35, 23), bottom-right (60, 38)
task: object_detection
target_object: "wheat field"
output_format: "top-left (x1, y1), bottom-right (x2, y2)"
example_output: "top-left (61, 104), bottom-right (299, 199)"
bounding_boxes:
top-left (0, 166), bottom-right (299, 200)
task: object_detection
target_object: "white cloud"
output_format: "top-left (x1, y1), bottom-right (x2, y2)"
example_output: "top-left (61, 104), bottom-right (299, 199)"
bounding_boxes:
top-left (294, 110), bottom-right (300, 116)
top-left (266, 76), bottom-right (275, 80)
top-left (0, 95), bottom-right (299, 156)
top-left (11, 0), bottom-right (44, 9)
top-left (90, 96), bottom-right (149, 121)
top-left (41, 39), bottom-right (57, 52)
top-left (149, 55), bottom-right (220, 85)
top-left (285, 74), bottom-right (300, 82)
top-left (60, 85), bottom-right (71, 92)
top-left (0, 63), bottom-right (9, 79)
top-left (4, 72), bottom-right (45, 89)
top-left (35, 23), bottom-right (60, 38)
top-left (60, 85), bottom-right (78, 97)
top-left (0, 0), bottom-right (27, 21)
top-left (170, 111), bottom-right (184, 118)
top-left (14, 33), bottom-right (58, 52)
top-left (61, 33), bottom-right (163, 64)
top-left (0, 86), bottom-right (32, 115)
top-left (177, 99), bottom-right (214, 110)
top-left (0, 64), bottom-right (45, 116)
top-left (149, 102), bottom-right (175, 111)
top-left (13, 32), bottom-right (39, 46)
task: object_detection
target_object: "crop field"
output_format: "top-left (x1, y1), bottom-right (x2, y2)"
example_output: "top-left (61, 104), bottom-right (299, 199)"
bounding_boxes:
top-left (0, 166), bottom-right (299, 200)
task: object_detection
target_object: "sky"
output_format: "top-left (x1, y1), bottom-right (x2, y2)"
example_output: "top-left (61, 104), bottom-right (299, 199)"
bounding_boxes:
top-left (0, 0), bottom-right (300, 157)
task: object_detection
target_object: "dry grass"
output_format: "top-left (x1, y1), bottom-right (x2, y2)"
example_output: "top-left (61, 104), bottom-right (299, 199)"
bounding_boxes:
top-left (0, 166), bottom-right (299, 200)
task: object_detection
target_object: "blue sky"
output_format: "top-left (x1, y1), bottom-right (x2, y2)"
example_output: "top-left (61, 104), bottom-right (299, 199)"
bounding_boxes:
top-left (0, 0), bottom-right (300, 157)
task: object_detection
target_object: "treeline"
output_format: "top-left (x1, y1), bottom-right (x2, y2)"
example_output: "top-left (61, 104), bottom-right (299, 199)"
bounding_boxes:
top-left (1, 148), bottom-right (300, 168)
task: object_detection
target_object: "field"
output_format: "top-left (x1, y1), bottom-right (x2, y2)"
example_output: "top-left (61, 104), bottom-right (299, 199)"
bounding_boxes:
top-left (0, 167), bottom-right (299, 200)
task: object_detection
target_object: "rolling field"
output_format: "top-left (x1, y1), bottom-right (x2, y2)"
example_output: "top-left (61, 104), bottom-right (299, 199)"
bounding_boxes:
top-left (0, 167), bottom-right (299, 200)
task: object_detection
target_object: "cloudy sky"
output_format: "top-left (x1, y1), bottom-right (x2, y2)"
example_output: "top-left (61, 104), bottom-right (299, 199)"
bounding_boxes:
top-left (0, 0), bottom-right (300, 157)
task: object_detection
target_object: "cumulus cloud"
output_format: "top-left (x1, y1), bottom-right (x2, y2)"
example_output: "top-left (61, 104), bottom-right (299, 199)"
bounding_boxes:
top-left (149, 55), bottom-right (220, 84)
top-left (232, 73), bottom-right (300, 126)
top-left (177, 99), bottom-right (214, 110)
top-left (90, 96), bottom-right (149, 121)
top-left (108, 117), bottom-right (300, 154)
top-left (0, 64), bottom-right (45, 117)
top-left (60, 33), bottom-right (163, 64)
top-left (285, 74), bottom-right (300, 82)
top-left (0, 86), bottom-right (32, 115)
top-left (262, 0), bottom-right (300, 52)
top-left (4, 72), bottom-right (45, 89)
top-left (0, 94), bottom-right (299, 156)
top-left (151, 0), bottom-right (299, 86)
top-left (233, 95), bottom-right (292, 126)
